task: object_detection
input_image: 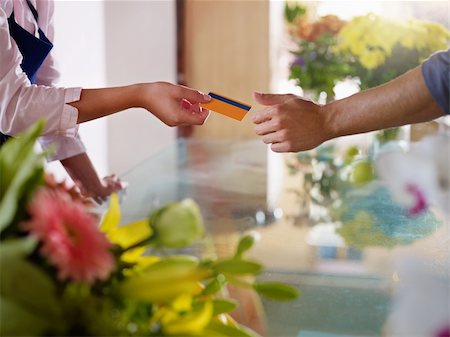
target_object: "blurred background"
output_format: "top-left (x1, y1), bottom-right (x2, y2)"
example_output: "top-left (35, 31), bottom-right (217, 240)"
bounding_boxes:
top-left (42, 2), bottom-right (448, 336)
top-left (45, 0), bottom-right (449, 178)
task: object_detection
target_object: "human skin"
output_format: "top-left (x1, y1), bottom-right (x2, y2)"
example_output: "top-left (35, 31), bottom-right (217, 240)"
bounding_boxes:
top-left (253, 66), bottom-right (444, 152)
top-left (65, 81), bottom-right (211, 200)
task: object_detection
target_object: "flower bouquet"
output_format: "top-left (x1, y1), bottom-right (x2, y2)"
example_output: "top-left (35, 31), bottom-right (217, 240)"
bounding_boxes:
top-left (285, 3), bottom-right (350, 101)
top-left (286, 136), bottom-right (444, 249)
top-left (333, 132), bottom-right (448, 249)
top-left (286, 3), bottom-right (450, 100)
top-left (0, 121), bottom-right (298, 336)
top-left (337, 14), bottom-right (450, 90)
top-left (284, 3), bottom-right (449, 235)
top-left (285, 144), bottom-right (352, 225)
top-left (286, 3), bottom-right (450, 143)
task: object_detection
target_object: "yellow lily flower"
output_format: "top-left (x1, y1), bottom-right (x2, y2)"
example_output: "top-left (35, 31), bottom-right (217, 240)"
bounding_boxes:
top-left (99, 194), bottom-right (152, 249)
top-left (162, 301), bottom-right (213, 335)
top-left (99, 194), bottom-right (154, 266)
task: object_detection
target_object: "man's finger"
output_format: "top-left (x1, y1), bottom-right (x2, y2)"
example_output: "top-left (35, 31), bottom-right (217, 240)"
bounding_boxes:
top-left (255, 120), bottom-right (278, 136)
top-left (262, 132), bottom-right (282, 145)
top-left (252, 108), bottom-right (273, 124)
top-left (253, 92), bottom-right (293, 106)
top-left (270, 142), bottom-right (290, 153)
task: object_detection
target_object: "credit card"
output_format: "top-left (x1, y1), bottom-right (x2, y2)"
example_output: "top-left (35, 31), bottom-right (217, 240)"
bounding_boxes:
top-left (200, 92), bottom-right (251, 121)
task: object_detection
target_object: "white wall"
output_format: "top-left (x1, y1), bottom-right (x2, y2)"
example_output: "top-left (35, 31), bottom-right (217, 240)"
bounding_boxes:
top-left (104, 0), bottom-right (177, 175)
top-left (47, 0), bottom-right (177, 181)
top-left (47, 0), bottom-right (107, 180)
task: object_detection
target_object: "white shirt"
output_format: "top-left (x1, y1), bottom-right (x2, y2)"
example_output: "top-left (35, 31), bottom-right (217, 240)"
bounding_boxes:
top-left (0, 0), bottom-right (85, 161)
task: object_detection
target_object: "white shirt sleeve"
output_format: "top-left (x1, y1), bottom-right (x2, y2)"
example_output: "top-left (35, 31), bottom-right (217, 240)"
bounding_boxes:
top-left (33, 0), bottom-right (87, 161)
top-left (0, 5), bottom-right (85, 161)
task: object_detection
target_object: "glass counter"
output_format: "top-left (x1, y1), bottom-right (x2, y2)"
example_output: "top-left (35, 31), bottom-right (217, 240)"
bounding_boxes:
top-left (119, 139), bottom-right (449, 337)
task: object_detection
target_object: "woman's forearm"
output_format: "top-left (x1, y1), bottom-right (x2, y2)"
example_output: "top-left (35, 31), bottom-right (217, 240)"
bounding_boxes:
top-left (69, 82), bottom-right (211, 127)
top-left (71, 84), bottom-right (145, 123)
top-left (324, 66), bottom-right (444, 139)
top-left (60, 152), bottom-right (103, 194)
top-left (61, 152), bottom-right (123, 200)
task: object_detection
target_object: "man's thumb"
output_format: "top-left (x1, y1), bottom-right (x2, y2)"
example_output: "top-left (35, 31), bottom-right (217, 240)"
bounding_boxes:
top-left (253, 92), bottom-right (292, 106)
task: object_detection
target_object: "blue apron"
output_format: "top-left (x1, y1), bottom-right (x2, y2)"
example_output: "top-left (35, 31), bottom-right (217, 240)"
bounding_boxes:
top-left (0, 0), bottom-right (53, 145)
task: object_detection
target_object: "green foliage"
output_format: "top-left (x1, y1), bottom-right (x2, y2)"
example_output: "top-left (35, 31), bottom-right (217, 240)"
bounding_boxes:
top-left (212, 299), bottom-right (238, 315)
top-left (213, 259), bottom-right (263, 276)
top-left (375, 127), bottom-right (402, 145)
top-left (253, 282), bottom-right (300, 301)
top-left (0, 121), bottom-right (300, 337)
top-left (0, 120), bottom-right (46, 233)
top-left (0, 239), bottom-right (64, 336)
top-left (284, 2), bottom-right (306, 23)
top-left (287, 143), bottom-right (359, 224)
top-left (203, 274), bottom-right (227, 295)
top-left (290, 34), bottom-right (354, 100)
top-left (234, 233), bottom-right (258, 258)
top-left (149, 199), bottom-right (205, 248)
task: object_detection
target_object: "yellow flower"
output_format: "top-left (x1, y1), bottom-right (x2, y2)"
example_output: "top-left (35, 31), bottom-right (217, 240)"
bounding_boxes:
top-left (336, 14), bottom-right (450, 71)
top-left (99, 194), bottom-right (154, 270)
top-left (162, 301), bottom-right (214, 335)
top-left (149, 293), bottom-right (202, 335)
top-left (99, 193), bottom-right (121, 236)
top-left (171, 293), bottom-right (193, 313)
top-left (119, 255), bottom-right (210, 303)
top-left (359, 49), bottom-right (385, 70)
top-left (99, 194), bottom-right (153, 250)
top-left (121, 247), bottom-right (160, 275)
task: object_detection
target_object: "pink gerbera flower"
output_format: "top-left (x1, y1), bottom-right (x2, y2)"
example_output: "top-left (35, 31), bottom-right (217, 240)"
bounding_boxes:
top-left (22, 188), bottom-right (115, 284)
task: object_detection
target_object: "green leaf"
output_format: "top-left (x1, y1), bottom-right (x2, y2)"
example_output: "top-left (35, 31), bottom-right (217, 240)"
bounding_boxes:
top-left (212, 299), bottom-right (237, 316)
top-left (0, 120), bottom-right (44, 191)
top-left (203, 274), bottom-right (226, 295)
top-left (0, 296), bottom-right (49, 336)
top-left (213, 259), bottom-right (262, 275)
top-left (0, 237), bottom-right (37, 259)
top-left (284, 3), bottom-right (306, 23)
top-left (253, 282), bottom-right (299, 301)
top-left (0, 247), bottom-right (62, 319)
top-left (234, 233), bottom-right (257, 258)
top-left (0, 121), bottom-right (46, 232)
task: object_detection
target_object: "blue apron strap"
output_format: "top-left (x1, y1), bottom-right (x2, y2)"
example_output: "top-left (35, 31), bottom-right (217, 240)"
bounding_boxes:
top-left (1, 0), bottom-right (53, 147)
top-left (25, 0), bottom-right (39, 22)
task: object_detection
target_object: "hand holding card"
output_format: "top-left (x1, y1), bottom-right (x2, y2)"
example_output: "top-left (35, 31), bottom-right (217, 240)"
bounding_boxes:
top-left (200, 92), bottom-right (251, 121)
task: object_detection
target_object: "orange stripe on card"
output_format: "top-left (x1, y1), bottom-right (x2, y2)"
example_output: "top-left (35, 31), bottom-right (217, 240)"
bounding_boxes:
top-left (200, 99), bottom-right (249, 121)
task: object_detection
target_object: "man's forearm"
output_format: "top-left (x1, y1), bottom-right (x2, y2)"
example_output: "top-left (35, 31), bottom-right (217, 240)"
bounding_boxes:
top-left (324, 66), bottom-right (444, 139)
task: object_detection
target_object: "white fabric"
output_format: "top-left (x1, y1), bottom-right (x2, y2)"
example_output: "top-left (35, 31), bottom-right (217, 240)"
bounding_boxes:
top-left (0, 0), bottom-right (85, 160)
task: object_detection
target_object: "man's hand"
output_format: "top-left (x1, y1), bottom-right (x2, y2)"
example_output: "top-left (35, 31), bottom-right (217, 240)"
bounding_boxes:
top-left (138, 82), bottom-right (211, 127)
top-left (252, 92), bottom-right (330, 152)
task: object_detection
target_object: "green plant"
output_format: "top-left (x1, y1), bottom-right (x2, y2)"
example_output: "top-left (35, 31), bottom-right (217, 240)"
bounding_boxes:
top-left (0, 122), bottom-right (299, 336)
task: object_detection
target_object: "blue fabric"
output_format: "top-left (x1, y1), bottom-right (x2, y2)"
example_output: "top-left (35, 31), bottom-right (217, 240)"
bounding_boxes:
top-left (1, 1), bottom-right (53, 146)
top-left (422, 49), bottom-right (450, 115)
top-left (7, 11), bottom-right (53, 84)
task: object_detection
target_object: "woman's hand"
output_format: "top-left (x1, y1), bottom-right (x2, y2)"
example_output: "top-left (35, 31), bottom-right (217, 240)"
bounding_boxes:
top-left (74, 82), bottom-right (211, 126)
top-left (61, 153), bottom-right (126, 204)
top-left (88, 174), bottom-right (126, 204)
top-left (138, 82), bottom-right (211, 127)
